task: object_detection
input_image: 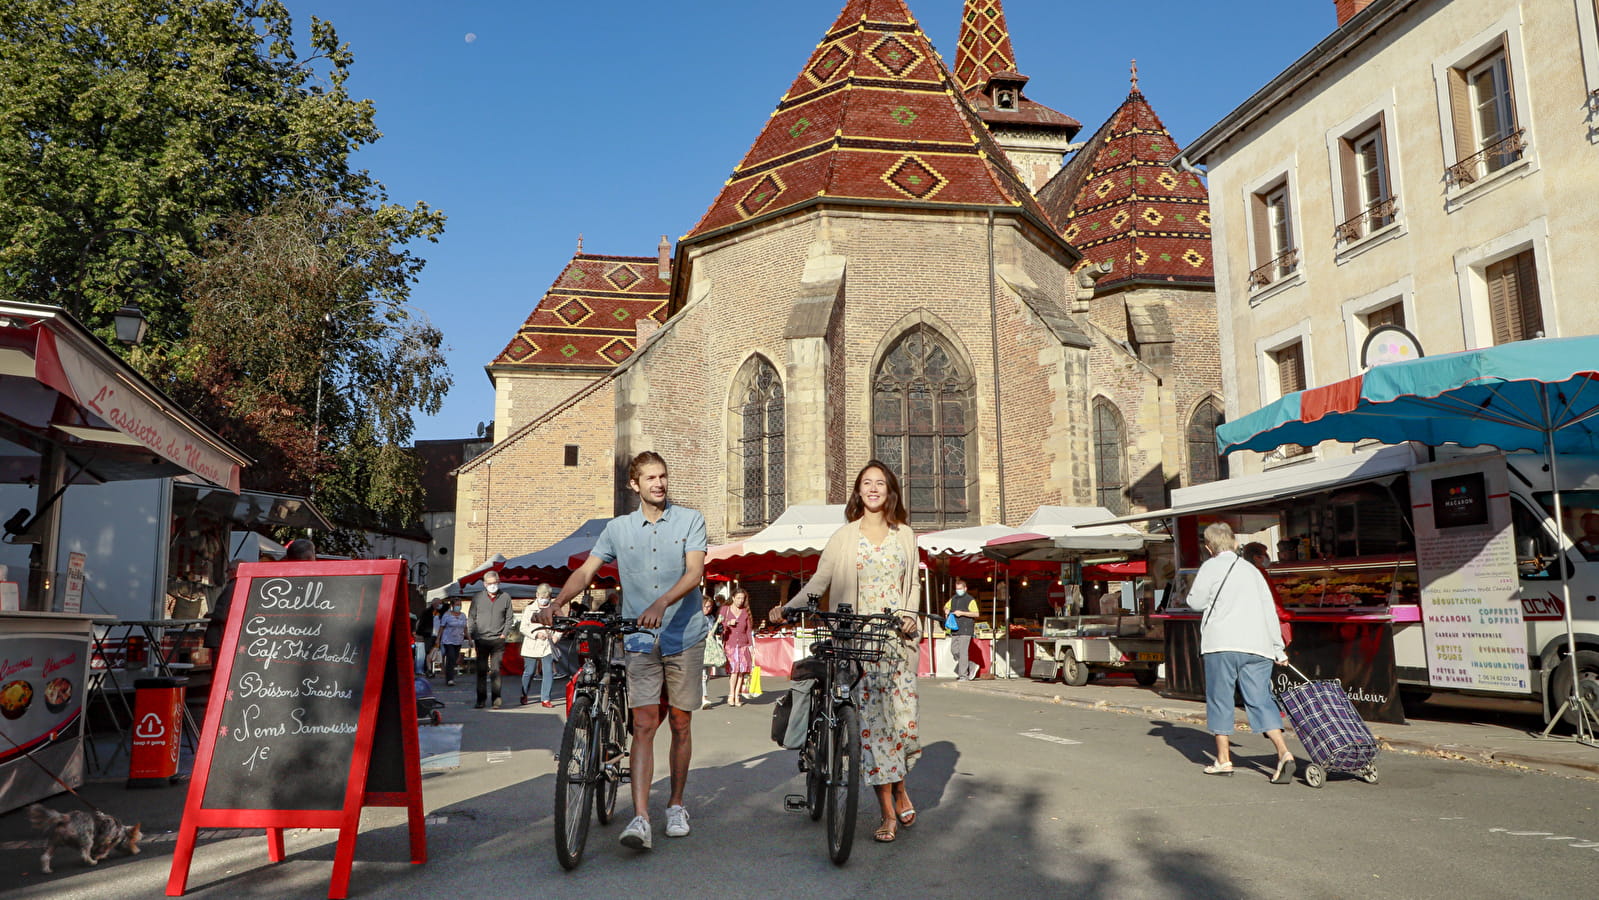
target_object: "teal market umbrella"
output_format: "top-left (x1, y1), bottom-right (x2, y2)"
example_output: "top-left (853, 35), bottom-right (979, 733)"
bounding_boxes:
top-left (1216, 335), bottom-right (1599, 743)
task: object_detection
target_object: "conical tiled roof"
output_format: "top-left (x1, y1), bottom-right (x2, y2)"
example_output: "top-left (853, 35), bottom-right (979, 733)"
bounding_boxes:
top-left (952, 0), bottom-right (1016, 90)
top-left (686, 0), bottom-right (1053, 241)
top-left (1038, 85), bottom-right (1213, 290)
top-left (492, 252), bottom-right (669, 371)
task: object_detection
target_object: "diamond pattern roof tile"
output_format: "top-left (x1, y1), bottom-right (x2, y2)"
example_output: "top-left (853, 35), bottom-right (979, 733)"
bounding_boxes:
top-left (686, 0), bottom-right (1054, 241)
top-left (491, 252), bottom-right (670, 371)
top-left (1038, 87), bottom-right (1213, 291)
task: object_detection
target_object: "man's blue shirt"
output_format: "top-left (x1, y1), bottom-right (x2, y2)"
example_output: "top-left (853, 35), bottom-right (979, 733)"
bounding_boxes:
top-left (591, 502), bottom-right (708, 654)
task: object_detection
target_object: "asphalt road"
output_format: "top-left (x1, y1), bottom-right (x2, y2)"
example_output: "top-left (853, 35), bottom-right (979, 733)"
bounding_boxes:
top-left (9, 681), bottom-right (1598, 898)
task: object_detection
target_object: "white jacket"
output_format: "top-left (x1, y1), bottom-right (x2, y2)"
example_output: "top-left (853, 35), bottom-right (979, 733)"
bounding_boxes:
top-left (519, 605), bottom-right (557, 658)
top-left (1186, 551), bottom-right (1286, 660)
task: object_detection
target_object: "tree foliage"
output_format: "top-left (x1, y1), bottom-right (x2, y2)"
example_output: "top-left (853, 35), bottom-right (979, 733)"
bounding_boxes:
top-left (0, 1), bottom-right (450, 548)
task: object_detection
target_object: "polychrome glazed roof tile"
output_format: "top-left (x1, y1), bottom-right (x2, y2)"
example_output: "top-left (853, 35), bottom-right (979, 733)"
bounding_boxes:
top-left (687, 0), bottom-right (1051, 240)
top-left (492, 252), bottom-right (669, 370)
top-left (1039, 76), bottom-right (1213, 290)
top-left (952, 0), bottom-right (1079, 133)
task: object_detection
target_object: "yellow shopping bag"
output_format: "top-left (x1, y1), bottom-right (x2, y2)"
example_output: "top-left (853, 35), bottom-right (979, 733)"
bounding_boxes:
top-left (747, 665), bottom-right (762, 696)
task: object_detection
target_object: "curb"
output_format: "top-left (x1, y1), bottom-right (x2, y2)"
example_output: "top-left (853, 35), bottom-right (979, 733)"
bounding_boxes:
top-left (941, 680), bottom-right (1599, 780)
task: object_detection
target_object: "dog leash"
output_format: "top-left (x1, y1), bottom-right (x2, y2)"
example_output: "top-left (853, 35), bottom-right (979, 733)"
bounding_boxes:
top-left (0, 729), bottom-right (107, 815)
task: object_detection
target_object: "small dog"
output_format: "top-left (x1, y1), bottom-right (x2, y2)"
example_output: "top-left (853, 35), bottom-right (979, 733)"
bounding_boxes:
top-left (27, 804), bottom-right (142, 874)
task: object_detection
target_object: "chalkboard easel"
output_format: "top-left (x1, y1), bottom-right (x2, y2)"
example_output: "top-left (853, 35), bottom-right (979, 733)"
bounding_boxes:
top-left (165, 559), bottom-right (425, 899)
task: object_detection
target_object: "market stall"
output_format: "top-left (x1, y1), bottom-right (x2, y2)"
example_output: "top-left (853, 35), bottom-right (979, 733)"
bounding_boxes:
top-left (0, 301), bottom-right (250, 811)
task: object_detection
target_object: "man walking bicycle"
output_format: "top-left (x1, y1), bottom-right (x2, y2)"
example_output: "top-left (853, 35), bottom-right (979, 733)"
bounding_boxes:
top-left (544, 451), bottom-right (707, 852)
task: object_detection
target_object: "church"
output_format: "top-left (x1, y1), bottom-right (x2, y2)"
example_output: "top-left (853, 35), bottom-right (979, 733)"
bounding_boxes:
top-left (453, 0), bottom-right (1220, 578)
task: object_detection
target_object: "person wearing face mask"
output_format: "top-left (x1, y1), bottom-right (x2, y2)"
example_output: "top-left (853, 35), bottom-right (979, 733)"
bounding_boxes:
top-left (437, 598), bottom-right (469, 686)
top-left (519, 584), bottom-right (560, 707)
top-left (468, 570), bottom-right (514, 708)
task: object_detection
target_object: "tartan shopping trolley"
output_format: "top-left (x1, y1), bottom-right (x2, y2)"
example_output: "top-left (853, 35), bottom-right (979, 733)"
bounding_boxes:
top-left (1274, 662), bottom-right (1380, 788)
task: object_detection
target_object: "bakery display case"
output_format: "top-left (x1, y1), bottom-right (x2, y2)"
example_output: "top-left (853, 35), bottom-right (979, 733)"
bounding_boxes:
top-left (1266, 555), bottom-right (1419, 610)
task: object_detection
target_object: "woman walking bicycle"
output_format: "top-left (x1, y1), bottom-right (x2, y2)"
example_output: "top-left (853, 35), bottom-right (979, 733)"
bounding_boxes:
top-left (772, 460), bottom-right (920, 844)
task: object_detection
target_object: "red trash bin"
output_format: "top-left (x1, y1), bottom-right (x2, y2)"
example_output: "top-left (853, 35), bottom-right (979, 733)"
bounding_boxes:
top-left (128, 676), bottom-right (187, 788)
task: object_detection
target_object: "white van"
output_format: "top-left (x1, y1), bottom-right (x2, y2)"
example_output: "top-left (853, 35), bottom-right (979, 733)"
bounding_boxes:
top-left (1393, 451), bottom-right (1599, 727)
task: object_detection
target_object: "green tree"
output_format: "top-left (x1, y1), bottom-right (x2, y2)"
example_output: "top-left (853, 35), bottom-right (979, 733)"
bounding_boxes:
top-left (159, 192), bottom-right (450, 553)
top-left (0, 1), bottom-right (449, 547)
top-left (0, 0), bottom-right (383, 345)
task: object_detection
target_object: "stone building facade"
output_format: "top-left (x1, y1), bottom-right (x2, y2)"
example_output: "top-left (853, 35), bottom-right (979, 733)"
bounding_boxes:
top-left (453, 0), bottom-right (1220, 576)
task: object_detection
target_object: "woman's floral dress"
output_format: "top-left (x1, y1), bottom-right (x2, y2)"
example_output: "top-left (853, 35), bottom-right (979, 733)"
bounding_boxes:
top-left (854, 529), bottom-right (920, 785)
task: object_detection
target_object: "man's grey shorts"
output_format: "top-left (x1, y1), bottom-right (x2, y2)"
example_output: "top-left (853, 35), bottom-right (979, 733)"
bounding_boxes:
top-left (626, 639), bottom-right (706, 711)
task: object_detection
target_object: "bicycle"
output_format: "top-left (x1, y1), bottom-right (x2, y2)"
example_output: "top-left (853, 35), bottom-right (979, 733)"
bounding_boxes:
top-left (550, 613), bottom-right (644, 870)
top-left (780, 597), bottom-right (897, 865)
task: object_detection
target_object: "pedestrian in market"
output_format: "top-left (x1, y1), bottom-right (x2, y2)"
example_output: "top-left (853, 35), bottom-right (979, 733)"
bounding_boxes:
top-left (519, 584), bottom-right (560, 707)
top-left (1241, 542), bottom-right (1293, 648)
top-left (700, 590), bottom-right (726, 709)
top-left (468, 569), bottom-right (514, 708)
top-left (540, 451), bottom-right (708, 852)
top-left (948, 578), bottom-right (980, 681)
top-left (1187, 522), bottom-right (1297, 782)
top-left (718, 588), bottom-right (754, 707)
top-left (772, 460), bottom-right (921, 844)
top-left (437, 598), bottom-right (468, 686)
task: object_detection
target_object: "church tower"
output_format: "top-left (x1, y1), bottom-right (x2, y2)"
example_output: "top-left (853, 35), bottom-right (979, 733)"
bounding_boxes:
top-left (952, 0), bottom-right (1081, 193)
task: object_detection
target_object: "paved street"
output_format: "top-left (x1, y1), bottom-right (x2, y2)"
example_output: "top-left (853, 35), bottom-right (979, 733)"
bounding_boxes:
top-left (5, 677), bottom-right (1598, 898)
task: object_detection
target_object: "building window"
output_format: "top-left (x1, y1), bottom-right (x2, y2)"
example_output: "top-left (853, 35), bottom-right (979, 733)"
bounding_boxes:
top-left (1486, 249), bottom-right (1543, 345)
top-left (1335, 123), bottom-right (1395, 244)
top-left (1186, 399), bottom-right (1227, 486)
top-left (1249, 181), bottom-right (1297, 289)
top-left (564, 445), bottom-right (579, 467)
top-left (1364, 301), bottom-right (1404, 330)
top-left (1445, 41), bottom-right (1524, 188)
top-left (730, 355), bottom-right (785, 528)
top-left (1093, 400), bottom-right (1128, 515)
top-left (873, 326), bottom-right (975, 528)
top-left (1272, 342), bottom-right (1310, 458)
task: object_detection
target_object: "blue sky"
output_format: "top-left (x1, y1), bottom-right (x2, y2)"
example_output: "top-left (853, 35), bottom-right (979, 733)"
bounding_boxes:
top-left (288, 1), bottom-right (1337, 442)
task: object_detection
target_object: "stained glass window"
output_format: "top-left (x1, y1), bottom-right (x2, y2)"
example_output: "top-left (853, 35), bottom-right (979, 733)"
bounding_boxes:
top-left (731, 356), bottom-right (785, 528)
top-left (873, 326), bottom-right (975, 527)
top-left (1094, 400), bottom-right (1128, 515)
top-left (1186, 399), bottom-right (1227, 486)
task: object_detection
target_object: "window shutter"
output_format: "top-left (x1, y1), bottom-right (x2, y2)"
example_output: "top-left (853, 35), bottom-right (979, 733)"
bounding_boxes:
top-left (1277, 343), bottom-right (1306, 395)
top-left (1487, 256), bottom-right (1514, 344)
top-left (1496, 36), bottom-right (1518, 128)
top-left (1447, 65), bottom-right (1473, 159)
top-left (1251, 191), bottom-right (1270, 265)
top-left (1514, 250), bottom-right (1542, 339)
top-left (1338, 137), bottom-right (1360, 222)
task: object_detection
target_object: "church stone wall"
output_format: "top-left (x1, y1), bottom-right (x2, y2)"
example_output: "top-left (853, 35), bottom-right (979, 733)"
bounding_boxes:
top-left (452, 379), bottom-right (619, 578)
top-left (492, 370), bottom-right (597, 441)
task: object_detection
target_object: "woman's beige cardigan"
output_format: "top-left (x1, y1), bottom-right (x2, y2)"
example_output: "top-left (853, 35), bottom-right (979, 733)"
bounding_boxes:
top-left (785, 519), bottom-right (919, 614)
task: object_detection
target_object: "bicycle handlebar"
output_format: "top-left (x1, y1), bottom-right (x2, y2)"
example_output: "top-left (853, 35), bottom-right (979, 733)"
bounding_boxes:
top-left (551, 614), bottom-right (646, 635)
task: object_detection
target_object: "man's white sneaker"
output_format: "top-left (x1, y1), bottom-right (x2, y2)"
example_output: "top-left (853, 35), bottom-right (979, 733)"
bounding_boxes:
top-left (619, 815), bottom-right (652, 850)
top-left (664, 804), bottom-right (691, 837)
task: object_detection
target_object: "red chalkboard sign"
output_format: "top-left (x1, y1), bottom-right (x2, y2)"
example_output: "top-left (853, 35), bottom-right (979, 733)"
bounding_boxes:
top-left (166, 560), bottom-right (425, 899)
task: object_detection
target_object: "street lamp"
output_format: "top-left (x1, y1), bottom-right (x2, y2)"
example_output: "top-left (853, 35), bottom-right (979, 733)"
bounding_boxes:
top-left (112, 304), bottom-right (149, 346)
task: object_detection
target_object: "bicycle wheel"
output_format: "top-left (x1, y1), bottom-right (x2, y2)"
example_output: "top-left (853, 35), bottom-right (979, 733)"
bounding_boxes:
top-left (824, 704), bottom-right (861, 865)
top-left (554, 694), bottom-right (597, 870)
top-left (594, 692), bottom-right (625, 824)
top-left (804, 714), bottom-right (825, 821)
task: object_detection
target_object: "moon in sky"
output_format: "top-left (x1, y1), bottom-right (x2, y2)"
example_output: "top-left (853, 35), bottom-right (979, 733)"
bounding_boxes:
top-left (464, 33), bottom-right (477, 44)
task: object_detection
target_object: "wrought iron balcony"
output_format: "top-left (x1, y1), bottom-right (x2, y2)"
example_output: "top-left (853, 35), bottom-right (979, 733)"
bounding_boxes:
top-left (1248, 248), bottom-right (1299, 290)
top-left (1334, 197), bottom-right (1397, 245)
top-left (1445, 129), bottom-right (1526, 189)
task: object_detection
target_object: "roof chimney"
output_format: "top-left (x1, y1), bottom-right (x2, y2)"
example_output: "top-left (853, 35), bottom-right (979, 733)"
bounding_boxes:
top-left (1333, 0), bottom-right (1376, 26)
top-left (657, 235), bottom-right (671, 281)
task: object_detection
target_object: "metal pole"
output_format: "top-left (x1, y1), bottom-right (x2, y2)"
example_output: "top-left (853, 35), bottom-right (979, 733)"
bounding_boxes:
top-left (1535, 404), bottom-right (1598, 744)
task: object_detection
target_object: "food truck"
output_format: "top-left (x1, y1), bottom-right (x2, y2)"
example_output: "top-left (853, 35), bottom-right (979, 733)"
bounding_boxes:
top-left (1109, 443), bottom-right (1599, 727)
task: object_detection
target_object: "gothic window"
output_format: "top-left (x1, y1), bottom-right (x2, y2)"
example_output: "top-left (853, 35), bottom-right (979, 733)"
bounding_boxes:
top-left (873, 326), bottom-right (975, 528)
top-left (730, 355), bottom-right (785, 529)
top-left (1094, 400), bottom-right (1128, 515)
top-left (1186, 399), bottom-right (1228, 486)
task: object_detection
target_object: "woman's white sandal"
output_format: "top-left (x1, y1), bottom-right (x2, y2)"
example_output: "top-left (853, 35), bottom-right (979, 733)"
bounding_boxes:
top-left (1202, 762), bottom-right (1234, 776)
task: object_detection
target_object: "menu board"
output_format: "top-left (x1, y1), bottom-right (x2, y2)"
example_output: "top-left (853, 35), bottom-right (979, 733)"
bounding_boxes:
top-left (201, 573), bottom-right (383, 811)
top-left (169, 559), bottom-right (424, 900)
top-left (0, 633), bottom-right (90, 810)
top-left (1409, 459), bottom-right (1531, 694)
